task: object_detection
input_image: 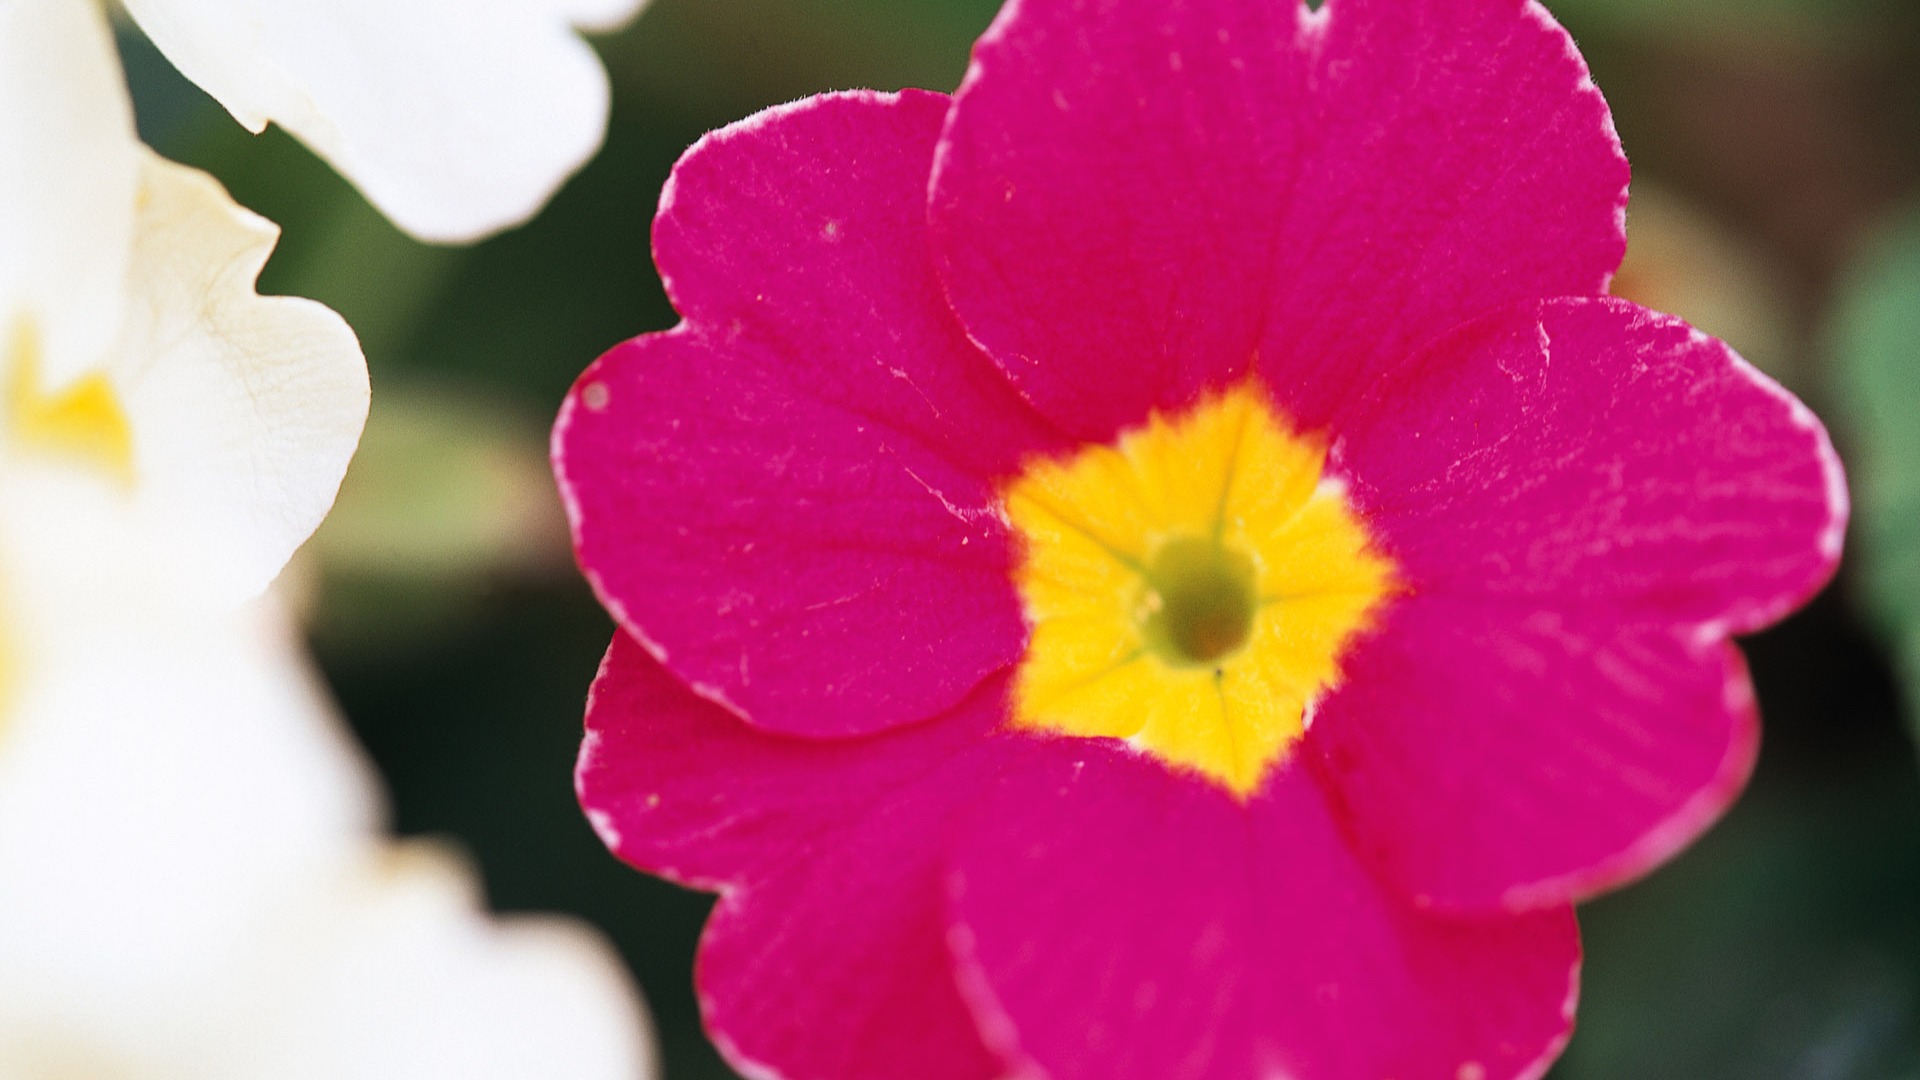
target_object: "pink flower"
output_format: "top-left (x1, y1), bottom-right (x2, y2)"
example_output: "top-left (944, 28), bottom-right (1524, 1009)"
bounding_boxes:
top-left (551, 0), bottom-right (1847, 1077)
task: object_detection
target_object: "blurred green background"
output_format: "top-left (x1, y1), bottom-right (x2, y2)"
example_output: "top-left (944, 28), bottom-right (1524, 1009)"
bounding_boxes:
top-left (118, 0), bottom-right (1920, 1076)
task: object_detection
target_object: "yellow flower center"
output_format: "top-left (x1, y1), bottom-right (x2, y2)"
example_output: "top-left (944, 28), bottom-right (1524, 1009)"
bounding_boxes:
top-left (1003, 381), bottom-right (1396, 797)
top-left (7, 317), bottom-right (135, 485)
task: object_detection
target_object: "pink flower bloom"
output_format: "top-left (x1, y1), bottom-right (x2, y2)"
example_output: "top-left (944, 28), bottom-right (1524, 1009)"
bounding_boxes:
top-left (552, 0), bottom-right (1847, 1077)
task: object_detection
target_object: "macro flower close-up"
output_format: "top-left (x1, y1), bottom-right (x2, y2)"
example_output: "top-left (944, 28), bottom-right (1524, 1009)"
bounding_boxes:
top-left (553, 0), bottom-right (1850, 1077)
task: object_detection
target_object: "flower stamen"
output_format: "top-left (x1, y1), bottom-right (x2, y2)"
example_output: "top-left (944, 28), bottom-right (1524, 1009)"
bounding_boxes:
top-left (1002, 381), bottom-right (1396, 797)
top-left (1140, 535), bottom-right (1257, 667)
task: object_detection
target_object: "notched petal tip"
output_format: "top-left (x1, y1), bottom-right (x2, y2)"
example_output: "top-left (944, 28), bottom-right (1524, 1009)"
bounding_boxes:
top-left (119, 150), bottom-right (369, 605)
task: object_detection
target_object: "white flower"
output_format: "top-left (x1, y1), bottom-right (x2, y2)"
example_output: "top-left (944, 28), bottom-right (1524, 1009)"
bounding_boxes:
top-left (0, 596), bottom-right (656, 1080)
top-left (1, 0), bottom-right (368, 612)
top-left (0, 3), bottom-right (657, 1075)
top-left (119, 0), bottom-right (648, 242)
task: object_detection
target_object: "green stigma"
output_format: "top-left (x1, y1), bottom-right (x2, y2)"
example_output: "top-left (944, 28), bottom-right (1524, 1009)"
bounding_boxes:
top-left (1140, 535), bottom-right (1258, 668)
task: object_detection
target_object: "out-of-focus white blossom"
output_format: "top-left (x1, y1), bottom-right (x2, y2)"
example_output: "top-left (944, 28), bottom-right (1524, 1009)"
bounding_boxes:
top-left (1, 0), bottom-right (367, 610)
top-left (0, 3), bottom-right (657, 1075)
top-left (119, 0), bottom-right (648, 242)
top-left (0, 597), bottom-right (656, 1080)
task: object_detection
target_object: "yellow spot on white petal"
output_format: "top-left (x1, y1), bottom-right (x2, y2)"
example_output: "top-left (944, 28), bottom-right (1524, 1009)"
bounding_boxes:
top-left (1004, 381), bottom-right (1396, 797)
top-left (7, 317), bottom-right (134, 485)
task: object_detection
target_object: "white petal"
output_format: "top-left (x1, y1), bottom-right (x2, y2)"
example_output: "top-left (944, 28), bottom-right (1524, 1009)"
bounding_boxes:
top-left (0, 597), bottom-right (380, 1060)
top-left (0, 0), bottom-right (140, 387)
top-left (538, 0), bottom-right (648, 33)
top-left (249, 843), bottom-right (658, 1080)
top-left (122, 0), bottom-right (647, 242)
top-left (114, 152), bottom-right (370, 606)
top-left (0, 597), bottom-right (657, 1078)
top-left (1, 5), bottom-right (364, 606)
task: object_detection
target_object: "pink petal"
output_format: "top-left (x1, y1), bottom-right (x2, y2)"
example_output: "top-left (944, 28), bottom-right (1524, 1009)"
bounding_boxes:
top-left (947, 743), bottom-right (1580, 1080)
top-left (1309, 599), bottom-right (1759, 912)
top-left (554, 90), bottom-right (1062, 738)
top-left (578, 633), bottom-right (1009, 1080)
top-left (652, 89), bottom-right (1062, 484)
top-left (700, 862), bottom-right (999, 1080)
top-left (1313, 299), bottom-right (1843, 911)
top-left (1339, 298), bottom-right (1846, 632)
top-left (931, 0), bottom-right (1627, 441)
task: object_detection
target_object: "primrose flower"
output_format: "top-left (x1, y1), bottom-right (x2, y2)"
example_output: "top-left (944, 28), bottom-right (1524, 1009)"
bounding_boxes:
top-left (554, 0), bottom-right (1848, 1077)
top-left (119, 0), bottom-right (645, 242)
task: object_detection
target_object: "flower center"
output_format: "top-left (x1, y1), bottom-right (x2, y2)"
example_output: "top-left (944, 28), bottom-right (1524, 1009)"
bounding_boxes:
top-left (1001, 381), bottom-right (1396, 797)
top-left (1141, 536), bottom-right (1257, 667)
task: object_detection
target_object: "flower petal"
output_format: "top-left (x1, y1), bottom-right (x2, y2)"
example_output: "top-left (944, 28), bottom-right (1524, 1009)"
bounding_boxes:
top-left (115, 153), bottom-right (369, 607)
top-left (1342, 298), bottom-right (1846, 636)
top-left (121, 0), bottom-right (642, 242)
top-left (253, 843), bottom-right (655, 1080)
top-left (0, 597), bottom-right (377, 1041)
top-left (0, 602), bottom-right (654, 1076)
top-left (932, 0), bottom-right (1627, 440)
top-left (536, 0), bottom-right (643, 33)
top-left (1308, 598), bottom-right (1760, 912)
top-left (557, 91), bottom-right (1060, 738)
top-left (0, 0), bottom-right (140, 387)
top-left (1297, 299), bottom-right (1835, 907)
top-left (1307, 302), bottom-right (1839, 911)
top-left (651, 90), bottom-right (1065, 485)
top-left (698, 826), bottom-right (1000, 1080)
top-left (946, 744), bottom-right (1580, 1080)
top-left (578, 634), bottom-right (1006, 1080)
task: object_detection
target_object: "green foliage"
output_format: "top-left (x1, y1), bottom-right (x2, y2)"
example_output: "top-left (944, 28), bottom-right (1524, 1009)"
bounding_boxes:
top-left (1831, 206), bottom-right (1920, 743)
top-left (1551, 773), bottom-right (1920, 1079)
top-left (1545, 0), bottom-right (1904, 37)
